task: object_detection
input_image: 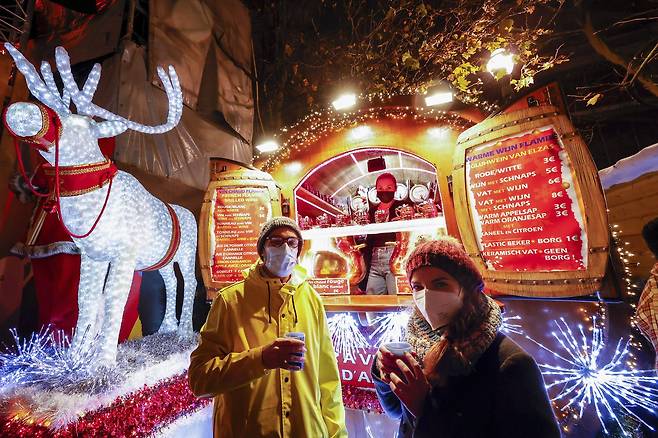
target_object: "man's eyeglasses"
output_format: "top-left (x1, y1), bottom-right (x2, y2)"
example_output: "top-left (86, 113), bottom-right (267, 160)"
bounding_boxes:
top-left (267, 236), bottom-right (301, 248)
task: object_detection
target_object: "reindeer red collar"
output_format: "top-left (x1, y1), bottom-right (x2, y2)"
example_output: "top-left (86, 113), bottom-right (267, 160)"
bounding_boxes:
top-left (42, 158), bottom-right (117, 196)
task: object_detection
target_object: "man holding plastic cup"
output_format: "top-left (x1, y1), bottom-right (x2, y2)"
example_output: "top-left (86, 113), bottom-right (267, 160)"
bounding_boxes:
top-left (189, 217), bottom-right (347, 438)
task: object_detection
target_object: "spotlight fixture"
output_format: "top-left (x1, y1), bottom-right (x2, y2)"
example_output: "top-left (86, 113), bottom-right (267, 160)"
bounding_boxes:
top-left (486, 48), bottom-right (515, 78)
top-left (255, 140), bottom-right (280, 153)
top-left (424, 90), bottom-right (453, 107)
top-left (332, 93), bottom-right (357, 111)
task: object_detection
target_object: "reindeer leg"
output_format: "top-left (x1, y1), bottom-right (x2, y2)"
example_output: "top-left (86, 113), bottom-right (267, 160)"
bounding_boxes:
top-left (73, 255), bottom-right (108, 349)
top-left (176, 259), bottom-right (196, 336)
top-left (96, 256), bottom-right (137, 366)
top-left (157, 264), bottom-right (178, 333)
top-left (173, 207), bottom-right (197, 336)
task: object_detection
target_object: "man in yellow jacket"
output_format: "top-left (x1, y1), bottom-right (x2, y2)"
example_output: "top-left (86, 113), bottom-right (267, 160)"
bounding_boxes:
top-left (189, 217), bottom-right (347, 437)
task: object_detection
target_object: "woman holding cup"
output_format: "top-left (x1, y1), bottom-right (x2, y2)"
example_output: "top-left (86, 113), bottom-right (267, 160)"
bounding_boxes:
top-left (372, 237), bottom-right (560, 437)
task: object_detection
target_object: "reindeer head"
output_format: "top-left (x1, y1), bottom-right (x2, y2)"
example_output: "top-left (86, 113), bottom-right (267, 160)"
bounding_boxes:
top-left (2, 43), bottom-right (183, 166)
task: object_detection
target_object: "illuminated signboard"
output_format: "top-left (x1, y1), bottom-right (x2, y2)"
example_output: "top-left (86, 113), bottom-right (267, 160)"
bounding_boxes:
top-left (465, 127), bottom-right (587, 272)
top-left (211, 187), bottom-right (273, 283)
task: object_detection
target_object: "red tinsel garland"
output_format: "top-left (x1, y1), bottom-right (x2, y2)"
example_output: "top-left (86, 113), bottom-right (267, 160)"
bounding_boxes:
top-left (342, 384), bottom-right (383, 414)
top-left (1, 376), bottom-right (385, 437)
top-left (0, 372), bottom-right (210, 437)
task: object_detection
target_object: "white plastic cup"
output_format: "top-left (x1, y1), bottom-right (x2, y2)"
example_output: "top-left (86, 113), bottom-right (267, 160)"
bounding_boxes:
top-left (285, 332), bottom-right (305, 370)
top-left (384, 341), bottom-right (412, 357)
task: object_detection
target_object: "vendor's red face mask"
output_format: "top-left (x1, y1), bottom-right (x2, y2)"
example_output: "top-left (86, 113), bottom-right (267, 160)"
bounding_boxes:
top-left (2, 102), bottom-right (62, 152)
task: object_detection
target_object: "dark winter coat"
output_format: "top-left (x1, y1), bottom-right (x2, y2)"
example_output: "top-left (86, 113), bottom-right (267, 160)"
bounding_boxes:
top-left (372, 332), bottom-right (561, 438)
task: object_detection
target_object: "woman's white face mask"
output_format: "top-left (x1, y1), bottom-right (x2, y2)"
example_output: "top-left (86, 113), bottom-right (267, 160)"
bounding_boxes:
top-left (413, 287), bottom-right (463, 330)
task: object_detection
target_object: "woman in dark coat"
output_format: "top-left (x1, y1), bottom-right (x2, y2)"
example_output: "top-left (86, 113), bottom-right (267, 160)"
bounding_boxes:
top-left (372, 237), bottom-right (561, 438)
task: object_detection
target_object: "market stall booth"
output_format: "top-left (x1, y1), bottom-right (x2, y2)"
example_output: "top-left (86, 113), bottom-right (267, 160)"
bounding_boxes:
top-left (199, 94), bottom-right (657, 436)
top-left (198, 104), bottom-right (476, 423)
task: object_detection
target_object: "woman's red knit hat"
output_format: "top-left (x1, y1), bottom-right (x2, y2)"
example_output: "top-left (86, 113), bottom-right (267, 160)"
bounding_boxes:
top-left (405, 236), bottom-right (484, 293)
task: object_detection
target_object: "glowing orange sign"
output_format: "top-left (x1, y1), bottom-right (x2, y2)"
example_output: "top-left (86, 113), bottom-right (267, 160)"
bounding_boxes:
top-left (211, 187), bottom-right (272, 282)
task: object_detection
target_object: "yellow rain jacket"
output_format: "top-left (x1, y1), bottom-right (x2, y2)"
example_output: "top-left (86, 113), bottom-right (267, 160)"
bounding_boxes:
top-left (189, 263), bottom-right (347, 438)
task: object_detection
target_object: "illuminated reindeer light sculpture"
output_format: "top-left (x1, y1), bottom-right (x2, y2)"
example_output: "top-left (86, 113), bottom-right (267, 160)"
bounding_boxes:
top-left (3, 43), bottom-right (196, 365)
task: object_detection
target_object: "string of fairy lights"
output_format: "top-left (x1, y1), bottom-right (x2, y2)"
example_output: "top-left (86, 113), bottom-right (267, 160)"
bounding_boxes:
top-left (610, 221), bottom-right (646, 363)
top-left (355, 90), bottom-right (500, 114)
top-left (610, 222), bottom-right (644, 309)
top-left (257, 104), bottom-right (474, 173)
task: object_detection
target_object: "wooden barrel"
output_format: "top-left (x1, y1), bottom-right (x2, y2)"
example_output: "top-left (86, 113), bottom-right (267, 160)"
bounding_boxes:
top-left (452, 106), bottom-right (609, 297)
top-left (199, 158), bottom-right (282, 299)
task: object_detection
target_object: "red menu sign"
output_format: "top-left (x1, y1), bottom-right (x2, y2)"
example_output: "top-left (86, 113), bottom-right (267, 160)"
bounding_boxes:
top-left (465, 127), bottom-right (587, 271)
top-left (212, 187), bottom-right (272, 282)
top-left (337, 348), bottom-right (377, 388)
top-left (307, 278), bottom-right (349, 294)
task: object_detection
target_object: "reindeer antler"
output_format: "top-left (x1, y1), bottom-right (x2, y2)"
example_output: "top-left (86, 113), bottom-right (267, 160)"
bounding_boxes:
top-left (86, 66), bottom-right (183, 134)
top-left (5, 43), bottom-right (184, 136)
top-left (54, 46), bottom-right (183, 134)
top-left (4, 43), bottom-right (71, 116)
top-left (39, 61), bottom-right (70, 109)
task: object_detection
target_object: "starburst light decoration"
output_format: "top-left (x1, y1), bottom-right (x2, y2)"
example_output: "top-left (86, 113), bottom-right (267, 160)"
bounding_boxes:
top-left (0, 326), bottom-right (99, 392)
top-left (528, 317), bottom-right (658, 435)
top-left (500, 313), bottom-right (524, 336)
top-left (327, 313), bottom-right (370, 359)
top-left (369, 310), bottom-right (411, 347)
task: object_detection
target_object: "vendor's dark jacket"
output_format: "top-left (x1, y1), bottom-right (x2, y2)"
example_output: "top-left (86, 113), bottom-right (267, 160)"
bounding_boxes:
top-left (371, 332), bottom-right (561, 438)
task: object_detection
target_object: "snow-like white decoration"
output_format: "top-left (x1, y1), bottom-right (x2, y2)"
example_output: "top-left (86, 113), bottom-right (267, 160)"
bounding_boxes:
top-left (599, 142), bottom-right (658, 190)
top-left (157, 404), bottom-right (214, 438)
top-left (3, 43), bottom-right (195, 366)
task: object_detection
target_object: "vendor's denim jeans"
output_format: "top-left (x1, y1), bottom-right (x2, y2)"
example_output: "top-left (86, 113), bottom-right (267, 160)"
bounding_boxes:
top-left (366, 246), bottom-right (396, 295)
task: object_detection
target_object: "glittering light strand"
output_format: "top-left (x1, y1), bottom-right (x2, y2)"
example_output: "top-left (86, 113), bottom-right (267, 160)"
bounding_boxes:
top-left (259, 106), bottom-right (473, 172)
top-left (327, 313), bottom-right (370, 359)
top-left (527, 317), bottom-right (658, 435)
top-left (369, 310), bottom-right (411, 346)
top-left (500, 313), bottom-right (524, 336)
top-left (609, 222), bottom-right (644, 365)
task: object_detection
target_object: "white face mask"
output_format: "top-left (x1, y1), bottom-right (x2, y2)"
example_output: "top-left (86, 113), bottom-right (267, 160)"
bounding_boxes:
top-left (413, 287), bottom-right (463, 330)
top-left (264, 244), bottom-right (298, 278)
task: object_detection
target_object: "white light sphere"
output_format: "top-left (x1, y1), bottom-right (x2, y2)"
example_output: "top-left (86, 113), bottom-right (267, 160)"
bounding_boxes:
top-left (6, 102), bottom-right (43, 136)
top-left (486, 48), bottom-right (515, 77)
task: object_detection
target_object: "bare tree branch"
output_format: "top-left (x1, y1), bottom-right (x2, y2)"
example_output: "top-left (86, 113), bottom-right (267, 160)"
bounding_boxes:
top-left (583, 12), bottom-right (658, 98)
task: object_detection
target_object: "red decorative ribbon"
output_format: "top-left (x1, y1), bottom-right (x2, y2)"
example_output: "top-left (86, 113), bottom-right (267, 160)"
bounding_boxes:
top-left (42, 159), bottom-right (117, 197)
top-left (0, 372), bottom-right (210, 437)
top-left (142, 203), bottom-right (181, 271)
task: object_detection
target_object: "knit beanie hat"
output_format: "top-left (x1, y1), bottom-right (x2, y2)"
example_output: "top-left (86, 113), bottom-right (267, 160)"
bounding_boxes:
top-left (405, 236), bottom-right (484, 293)
top-left (257, 216), bottom-right (304, 259)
